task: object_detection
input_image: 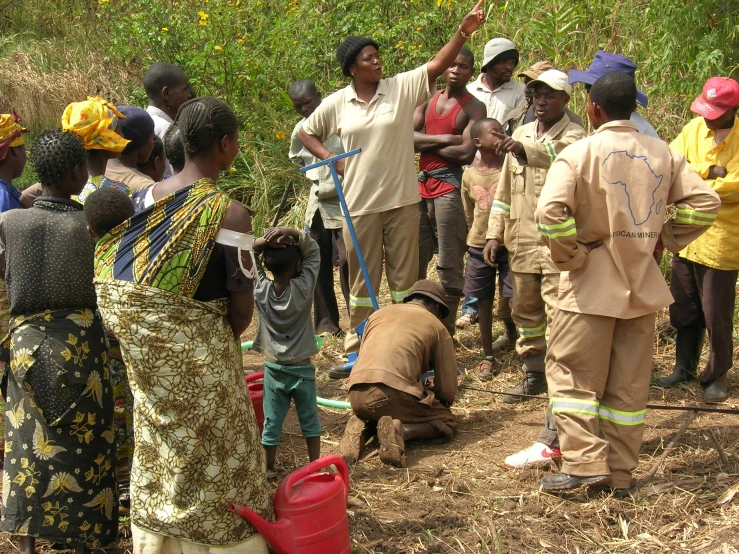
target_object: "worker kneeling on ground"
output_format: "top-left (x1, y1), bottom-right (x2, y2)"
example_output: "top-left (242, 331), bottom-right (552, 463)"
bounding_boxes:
top-left (339, 280), bottom-right (458, 468)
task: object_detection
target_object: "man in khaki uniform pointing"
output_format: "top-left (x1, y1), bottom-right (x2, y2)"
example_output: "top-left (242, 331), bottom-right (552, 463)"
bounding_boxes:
top-left (536, 72), bottom-right (720, 493)
top-left (483, 70), bottom-right (586, 400)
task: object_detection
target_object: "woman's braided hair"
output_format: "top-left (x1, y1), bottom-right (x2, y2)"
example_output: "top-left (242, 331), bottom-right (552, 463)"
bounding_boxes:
top-left (30, 130), bottom-right (86, 189)
top-left (174, 96), bottom-right (238, 157)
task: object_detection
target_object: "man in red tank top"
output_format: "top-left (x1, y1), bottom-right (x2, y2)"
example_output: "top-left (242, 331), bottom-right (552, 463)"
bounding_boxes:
top-left (414, 47), bottom-right (486, 335)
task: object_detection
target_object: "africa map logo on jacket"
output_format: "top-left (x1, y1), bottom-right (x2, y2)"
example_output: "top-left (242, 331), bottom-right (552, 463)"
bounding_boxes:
top-left (602, 150), bottom-right (664, 231)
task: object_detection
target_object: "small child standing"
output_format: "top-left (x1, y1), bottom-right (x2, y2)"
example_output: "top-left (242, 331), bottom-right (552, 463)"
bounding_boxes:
top-left (83, 186), bottom-right (135, 240)
top-left (83, 186), bottom-right (135, 511)
top-left (252, 226), bottom-right (321, 474)
top-left (461, 118), bottom-right (508, 378)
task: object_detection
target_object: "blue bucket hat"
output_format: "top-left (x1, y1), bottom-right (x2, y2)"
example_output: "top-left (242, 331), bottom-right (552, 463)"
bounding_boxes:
top-left (568, 51), bottom-right (648, 108)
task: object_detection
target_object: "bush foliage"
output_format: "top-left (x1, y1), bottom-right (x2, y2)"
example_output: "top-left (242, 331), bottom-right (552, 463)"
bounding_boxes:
top-left (1, 0), bottom-right (738, 231)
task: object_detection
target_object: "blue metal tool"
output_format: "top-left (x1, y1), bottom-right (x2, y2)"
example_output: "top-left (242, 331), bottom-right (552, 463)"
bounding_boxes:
top-left (300, 148), bottom-right (379, 311)
top-left (300, 149), bottom-right (376, 375)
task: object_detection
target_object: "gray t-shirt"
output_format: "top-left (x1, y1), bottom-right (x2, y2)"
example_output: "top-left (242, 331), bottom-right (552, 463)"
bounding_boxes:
top-left (252, 231), bottom-right (320, 364)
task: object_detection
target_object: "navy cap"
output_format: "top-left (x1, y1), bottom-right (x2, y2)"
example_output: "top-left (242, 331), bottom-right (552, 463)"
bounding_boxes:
top-left (569, 51), bottom-right (648, 108)
top-left (117, 106), bottom-right (155, 152)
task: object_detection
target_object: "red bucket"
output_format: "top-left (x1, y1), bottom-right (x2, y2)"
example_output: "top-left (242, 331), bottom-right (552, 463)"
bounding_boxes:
top-left (245, 371), bottom-right (265, 434)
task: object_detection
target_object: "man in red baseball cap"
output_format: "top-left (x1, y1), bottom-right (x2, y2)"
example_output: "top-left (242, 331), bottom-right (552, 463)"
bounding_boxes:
top-left (660, 77), bottom-right (739, 403)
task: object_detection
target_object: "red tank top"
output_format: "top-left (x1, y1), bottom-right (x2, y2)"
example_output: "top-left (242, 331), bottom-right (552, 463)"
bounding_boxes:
top-left (418, 90), bottom-right (473, 199)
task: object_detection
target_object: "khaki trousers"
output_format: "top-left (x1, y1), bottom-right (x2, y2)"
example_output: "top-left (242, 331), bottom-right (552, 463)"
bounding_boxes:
top-left (511, 271), bottom-right (559, 360)
top-left (546, 309), bottom-right (656, 489)
top-left (344, 204), bottom-right (419, 353)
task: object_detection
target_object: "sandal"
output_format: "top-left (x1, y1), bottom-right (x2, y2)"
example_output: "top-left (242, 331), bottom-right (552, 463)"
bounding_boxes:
top-left (377, 416), bottom-right (407, 468)
top-left (474, 357), bottom-right (496, 380)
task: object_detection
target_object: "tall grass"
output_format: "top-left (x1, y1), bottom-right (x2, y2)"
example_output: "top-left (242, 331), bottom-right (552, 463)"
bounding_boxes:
top-left (1, 0), bottom-right (737, 232)
top-left (0, 36), bottom-right (135, 132)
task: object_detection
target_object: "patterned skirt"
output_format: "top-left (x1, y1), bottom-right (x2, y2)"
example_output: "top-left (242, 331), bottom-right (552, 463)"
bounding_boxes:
top-left (0, 277), bottom-right (10, 452)
top-left (95, 280), bottom-right (269, 547)
top-left (0, 309), bottom-right (119, 548)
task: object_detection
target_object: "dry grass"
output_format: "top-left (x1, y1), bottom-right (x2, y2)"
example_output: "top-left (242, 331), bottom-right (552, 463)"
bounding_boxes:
top-left (0, 38), bottom-right (138, 132)
top-left (252, 263), bottom-right (739, 553)
top-left (3, 276), bottom-right (736, 554)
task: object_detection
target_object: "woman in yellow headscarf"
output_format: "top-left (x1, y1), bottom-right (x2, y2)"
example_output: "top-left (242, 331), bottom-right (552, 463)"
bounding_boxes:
top-left (63, 97), bottom-right (135, 509)
top-left (0, 110), bottom-right (28, 212)
top-left (0, 109), bottom-right (28, 464)
top-left (62, 96), bottom-right (131, 203)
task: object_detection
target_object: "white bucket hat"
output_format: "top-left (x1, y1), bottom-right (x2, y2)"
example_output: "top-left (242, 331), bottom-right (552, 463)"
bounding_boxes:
top-left (481, 38), bottom-right (519, 71)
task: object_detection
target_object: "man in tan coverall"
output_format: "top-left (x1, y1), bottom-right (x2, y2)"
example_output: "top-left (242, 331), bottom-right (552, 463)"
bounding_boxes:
top-left (338, 280), bottom-right (458, 469)
top-left (536, 72), bottom-right (720, 493)
top-left (483, 70), bottom-right (586, 401)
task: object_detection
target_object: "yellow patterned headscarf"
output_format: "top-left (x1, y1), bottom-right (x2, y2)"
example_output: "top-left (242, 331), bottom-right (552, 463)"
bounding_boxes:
top-left (0, 110), bottom-right (28, 161)
top-left (61, 97), bottom-right (131, 152)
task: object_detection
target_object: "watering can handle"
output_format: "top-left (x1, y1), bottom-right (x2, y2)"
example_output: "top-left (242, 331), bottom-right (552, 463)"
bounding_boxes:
top-left (284, 455), bottom-right (350, 502)
top-left (245, 371), bottom-right (264, 383)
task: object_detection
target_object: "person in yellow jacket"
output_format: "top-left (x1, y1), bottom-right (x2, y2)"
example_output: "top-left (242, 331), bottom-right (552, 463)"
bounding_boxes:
top-left (535, 72), bottom-right (720, 493)
top-left (658, 77), bottom-right (739, 403)
top-left (482, 70), bottom-right (586, 400)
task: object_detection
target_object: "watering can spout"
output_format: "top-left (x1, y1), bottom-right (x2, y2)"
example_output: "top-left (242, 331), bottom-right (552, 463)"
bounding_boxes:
top-left (228, 503), bottom-right (293, 554)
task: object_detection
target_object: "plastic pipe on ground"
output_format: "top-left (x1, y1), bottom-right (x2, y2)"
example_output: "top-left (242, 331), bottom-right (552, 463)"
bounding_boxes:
top-left (316, 396), bottom-right (351, 410)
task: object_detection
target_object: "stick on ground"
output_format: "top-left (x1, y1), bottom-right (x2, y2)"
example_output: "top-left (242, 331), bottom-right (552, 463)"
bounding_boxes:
top-left (637, 410), bottom-right (698, 489)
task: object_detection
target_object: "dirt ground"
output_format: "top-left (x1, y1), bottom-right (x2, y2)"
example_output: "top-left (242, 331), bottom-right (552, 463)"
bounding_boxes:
top-left (3, 269), bottom-right (737, 554)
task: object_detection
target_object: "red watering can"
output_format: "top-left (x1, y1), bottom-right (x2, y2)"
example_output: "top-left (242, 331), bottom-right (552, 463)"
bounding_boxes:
top-left (245, 371), bottom-right (265, 434)
top-left (229, 455), bottom-right (351, 554)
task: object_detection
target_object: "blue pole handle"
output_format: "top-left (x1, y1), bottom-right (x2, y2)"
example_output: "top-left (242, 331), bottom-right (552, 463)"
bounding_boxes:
top-left (299, 149), bottom-right (379, 312)
top-left (299, 148), bottom-right (362, 172)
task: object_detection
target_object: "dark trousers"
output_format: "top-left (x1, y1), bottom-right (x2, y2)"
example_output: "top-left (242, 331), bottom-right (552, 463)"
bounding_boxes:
top-left (310, 210), bottom-right (350, 335)
top-left (669, 255), bottom-right (738, 384)
top-left (417, 190), bottom-right (467, 299)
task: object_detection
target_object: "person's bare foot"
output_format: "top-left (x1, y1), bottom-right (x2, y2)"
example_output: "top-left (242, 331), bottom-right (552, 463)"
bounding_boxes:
top-left (378, 416), bottom-right (406, 468)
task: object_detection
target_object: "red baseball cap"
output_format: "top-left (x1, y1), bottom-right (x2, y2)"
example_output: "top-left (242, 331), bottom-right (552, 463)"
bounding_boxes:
top-left (690, 77), bottom-right (739, 120)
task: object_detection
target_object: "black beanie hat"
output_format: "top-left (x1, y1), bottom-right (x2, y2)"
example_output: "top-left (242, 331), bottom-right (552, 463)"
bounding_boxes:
top-left (336, 36), bottom-right (380, 77)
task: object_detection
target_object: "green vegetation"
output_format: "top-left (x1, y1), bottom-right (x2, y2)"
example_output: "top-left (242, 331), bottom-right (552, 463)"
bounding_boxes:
top-left (1, 0), bottom-right (737, 231)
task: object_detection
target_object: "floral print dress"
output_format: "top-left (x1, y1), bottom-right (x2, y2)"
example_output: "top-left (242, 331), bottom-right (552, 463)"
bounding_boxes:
top-left (0, 198), bottom-right (118, 548)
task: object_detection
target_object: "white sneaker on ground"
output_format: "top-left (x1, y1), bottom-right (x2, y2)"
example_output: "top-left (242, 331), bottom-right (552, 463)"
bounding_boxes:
top-left (504, 442), bottom-right (562, 468)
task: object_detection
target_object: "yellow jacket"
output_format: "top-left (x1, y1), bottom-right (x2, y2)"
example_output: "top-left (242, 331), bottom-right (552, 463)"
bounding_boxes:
top-left (670, 115), bottom-right (739, 270)
top-left (487, 114), bottom-right (587, 273)
top-left (536, 121), bottom-right (721, 319)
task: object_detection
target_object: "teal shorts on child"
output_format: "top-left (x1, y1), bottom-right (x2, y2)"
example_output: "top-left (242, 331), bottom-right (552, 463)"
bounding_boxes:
top-left (261, 361), bottom-right (322, 446)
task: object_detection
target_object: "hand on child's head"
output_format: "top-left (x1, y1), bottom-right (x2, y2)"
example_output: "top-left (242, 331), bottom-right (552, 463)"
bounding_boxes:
top-left (263, 226), bottom-right (297, 248)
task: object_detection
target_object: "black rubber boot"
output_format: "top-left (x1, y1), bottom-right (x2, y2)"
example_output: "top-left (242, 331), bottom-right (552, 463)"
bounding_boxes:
top-left (504, 354), bottom-right (547, 403)
top-left (703, 374), bottom-right (729, 403)
top-left (657, 328), bottom-right (705, 387)
top-left (328, 364), bottom-right (352, 379)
